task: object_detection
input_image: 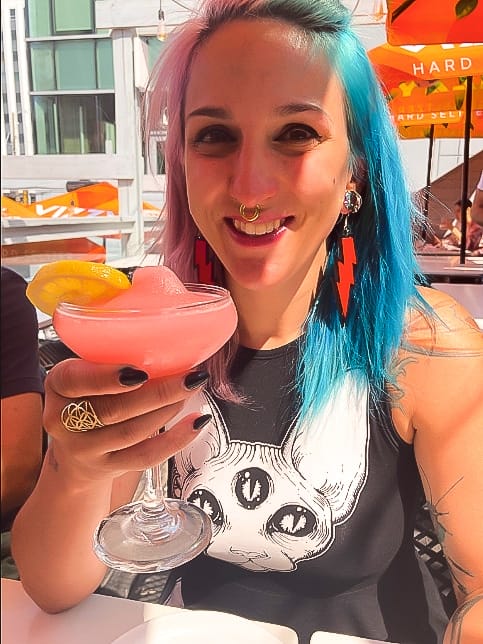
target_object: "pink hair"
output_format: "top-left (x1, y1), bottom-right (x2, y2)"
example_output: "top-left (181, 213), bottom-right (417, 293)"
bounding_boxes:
top-left (143, 2), bottom-right (278, 398)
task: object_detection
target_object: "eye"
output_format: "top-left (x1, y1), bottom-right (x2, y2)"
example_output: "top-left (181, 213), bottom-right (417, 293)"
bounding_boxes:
top-left (275, 124), bottom-right (323, 152)
top-left (189, 125), bottom-right (237, 156)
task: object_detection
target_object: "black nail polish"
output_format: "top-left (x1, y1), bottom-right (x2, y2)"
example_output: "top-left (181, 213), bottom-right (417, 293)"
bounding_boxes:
top-left (193, 414), bottom-right (212, 430)
top-left (118, 367), bottom-right (149, 386)
top-left (184, 370), bottom-right (209, 390)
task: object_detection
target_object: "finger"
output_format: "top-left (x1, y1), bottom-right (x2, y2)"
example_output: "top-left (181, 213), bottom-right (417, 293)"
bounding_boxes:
top-left (105, 413), bottom-right (211, 471)
top-left (46, 359), bottom-right (149, 398)
top-left (45, 361), bottom-right (209, 431)
top-left (77, 401), bottom-right (187, 453)
top-left (46, 359), bottom-right (208, 400)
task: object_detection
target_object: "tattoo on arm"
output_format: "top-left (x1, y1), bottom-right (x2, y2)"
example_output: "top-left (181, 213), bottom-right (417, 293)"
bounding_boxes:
top-left (419, 468), bottom-right (473, 596)
top-left (387, 355), bottom-right (417, 413)
top-left (445, 555), bottom-right (474, 597)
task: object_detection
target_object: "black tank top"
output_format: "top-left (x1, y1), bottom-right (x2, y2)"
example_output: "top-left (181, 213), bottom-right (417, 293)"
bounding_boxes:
top-left (169, 340), bottom-right (448, 644)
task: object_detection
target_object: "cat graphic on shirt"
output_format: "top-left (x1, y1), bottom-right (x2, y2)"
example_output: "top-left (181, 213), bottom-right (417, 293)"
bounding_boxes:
top-left (171, 377), bottom-right (369, 572)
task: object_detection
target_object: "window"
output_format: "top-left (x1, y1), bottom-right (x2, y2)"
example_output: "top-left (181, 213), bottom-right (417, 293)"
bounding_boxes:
top-left (30, 43), bottom-right (56, 91)
top-left (53, 0), bottom-right (93, 33)
top-left (27, 0), bottom-right (94, 37)
top-left (29, 41), bottom-right (114, 91)
top-left (55, 41), bottom-right (96, 90)
top-left (32, 94), bottom-right (115, 154)
top-left (27, 0), bottom-right (52, 38)
top-left (96, 39), bottom-right (114, 90)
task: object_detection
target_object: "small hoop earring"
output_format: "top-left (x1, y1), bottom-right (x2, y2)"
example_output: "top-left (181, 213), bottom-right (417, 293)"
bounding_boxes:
top-left (239, 203), bottom-right (262, 222)
top-left (342, 189), bottom-right (362, 214)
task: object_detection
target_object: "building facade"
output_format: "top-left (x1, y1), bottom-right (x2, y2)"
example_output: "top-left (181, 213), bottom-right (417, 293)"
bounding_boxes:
top-left (1, 0), bottom-right (165, 160)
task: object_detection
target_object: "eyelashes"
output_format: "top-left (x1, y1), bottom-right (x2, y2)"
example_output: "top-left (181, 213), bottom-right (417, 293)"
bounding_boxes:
top-left (192, 125), bottom-right (236, 145)
top-left (189, 123), bottom-right (325, 155)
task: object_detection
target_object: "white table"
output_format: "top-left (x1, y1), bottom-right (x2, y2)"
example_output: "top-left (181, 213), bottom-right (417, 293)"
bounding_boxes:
top-left (1, 578), bottom-right (387, 644)
top-left (416, 254), bottom-right (483, 324)
top-left (417, 254), bottom-right (483, 283)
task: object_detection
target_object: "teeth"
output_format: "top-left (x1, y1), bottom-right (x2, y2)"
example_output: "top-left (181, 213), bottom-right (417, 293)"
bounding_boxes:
top-left (233, 218), bottom-right (284, 236)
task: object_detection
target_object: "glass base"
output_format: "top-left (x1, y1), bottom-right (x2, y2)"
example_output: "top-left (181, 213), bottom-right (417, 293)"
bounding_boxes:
top-left (93, 498), bottom-right (212, 573)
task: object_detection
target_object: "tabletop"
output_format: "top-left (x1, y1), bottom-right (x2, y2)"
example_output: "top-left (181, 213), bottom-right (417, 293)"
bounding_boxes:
top-left (416, 254), bottom-right (483, 283)
top-left (1, 578), bottom-right (389, 644)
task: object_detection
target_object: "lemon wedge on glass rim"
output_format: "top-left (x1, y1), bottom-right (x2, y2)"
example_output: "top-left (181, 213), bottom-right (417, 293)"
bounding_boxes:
top-left (26, 260), bottom-right (132, 317)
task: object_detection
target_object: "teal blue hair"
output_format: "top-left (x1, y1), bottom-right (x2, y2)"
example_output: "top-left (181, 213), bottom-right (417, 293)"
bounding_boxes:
top-left (145, 0), bottom-right (427, 415)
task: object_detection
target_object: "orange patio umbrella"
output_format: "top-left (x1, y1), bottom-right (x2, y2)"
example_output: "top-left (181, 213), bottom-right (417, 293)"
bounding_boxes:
top-left (386, 0), bottom-right (483, 46)
top-left (368, 42), bottom-right (483, 260)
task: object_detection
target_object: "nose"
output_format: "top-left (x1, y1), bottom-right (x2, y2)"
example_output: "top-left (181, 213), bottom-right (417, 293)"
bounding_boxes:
top-left (229, 140), bottom-right (277, 208)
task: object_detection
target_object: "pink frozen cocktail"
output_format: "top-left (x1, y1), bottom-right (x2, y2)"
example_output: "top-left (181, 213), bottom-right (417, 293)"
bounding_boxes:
top-left (54, 266), bottom-right (238, 377)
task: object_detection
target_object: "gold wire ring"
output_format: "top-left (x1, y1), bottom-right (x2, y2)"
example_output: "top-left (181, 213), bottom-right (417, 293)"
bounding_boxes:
top-left (239, 203), bottom-right (262, 222)
top-left (61, 400), bottom-right (104, 432)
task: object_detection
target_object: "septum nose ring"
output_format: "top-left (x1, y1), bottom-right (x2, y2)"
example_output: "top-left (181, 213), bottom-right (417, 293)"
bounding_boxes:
top-left (239, 203), bottom-right (262, 222)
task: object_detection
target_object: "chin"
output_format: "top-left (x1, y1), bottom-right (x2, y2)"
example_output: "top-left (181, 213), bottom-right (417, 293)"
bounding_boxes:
top-left (227, 267), bottom-right (290, 292)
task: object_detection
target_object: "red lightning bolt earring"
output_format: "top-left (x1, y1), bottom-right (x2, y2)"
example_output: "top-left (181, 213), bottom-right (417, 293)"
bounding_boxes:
top-left (335, 187), bottom-right (362, 323)
top-left (194, 235), bottom-right (215, 285)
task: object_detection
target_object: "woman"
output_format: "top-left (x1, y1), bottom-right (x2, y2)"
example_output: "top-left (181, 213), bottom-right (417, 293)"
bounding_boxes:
top-left (441, 199), bottom-right (483, 253)
top-left (12, 1), bottom-right (482, 643)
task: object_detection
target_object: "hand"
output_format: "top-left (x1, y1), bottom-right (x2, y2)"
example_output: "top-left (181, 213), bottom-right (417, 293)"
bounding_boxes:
top-left (43, 359), bottom-right (209, 484)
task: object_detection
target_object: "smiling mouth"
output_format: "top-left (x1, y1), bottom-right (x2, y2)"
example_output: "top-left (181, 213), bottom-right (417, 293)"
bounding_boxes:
top-left (232, 217), bottom-right (287, 236)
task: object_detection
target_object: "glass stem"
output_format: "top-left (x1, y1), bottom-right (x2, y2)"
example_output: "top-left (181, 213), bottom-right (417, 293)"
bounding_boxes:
top-left (143, 464), bottom-right (165, 508)
top-left (133, 463), bottom-right (181, 536)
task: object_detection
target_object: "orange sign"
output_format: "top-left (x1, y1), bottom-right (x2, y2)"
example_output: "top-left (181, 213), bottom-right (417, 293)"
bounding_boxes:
top-left (369, 43), bottom-right (483, 80)
top-left (397, 108), bottom-right (483, 138)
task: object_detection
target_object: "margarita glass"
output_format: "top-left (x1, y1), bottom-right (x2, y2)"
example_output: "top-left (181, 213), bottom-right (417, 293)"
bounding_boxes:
top-left (53, 267), bottom-right (238, 572)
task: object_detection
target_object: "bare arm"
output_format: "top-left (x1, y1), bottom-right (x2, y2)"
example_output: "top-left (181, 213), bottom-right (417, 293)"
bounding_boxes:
top-left (1, 392), bottom-right (43, 527)
top-left (396, 288), bottom-right (483, 643)
top-left (471, 189), bottom-right (483, 226)
top-left (11, 359), bottom-right (209, 613)
top-left (471, 172), bottom-right (483, 226)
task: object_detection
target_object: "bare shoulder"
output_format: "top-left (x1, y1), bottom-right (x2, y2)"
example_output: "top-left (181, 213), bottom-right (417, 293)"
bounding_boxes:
top-left (390, 286), bottom-right (483, 441)
top-left (405, 285), bottom-right (483, 353)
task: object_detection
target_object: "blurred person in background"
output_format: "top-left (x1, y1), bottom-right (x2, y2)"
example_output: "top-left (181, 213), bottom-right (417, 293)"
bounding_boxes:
top-left (471, 170), bottom-right (483, 226)
top-left (441, 198), bottom-right (483, 252)
top-left (1, 266), bottom-right (44, 578)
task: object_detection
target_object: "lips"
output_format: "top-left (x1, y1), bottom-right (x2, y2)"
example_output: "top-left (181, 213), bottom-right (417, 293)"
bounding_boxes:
top-left (232, 218), bottom-right (286, 236)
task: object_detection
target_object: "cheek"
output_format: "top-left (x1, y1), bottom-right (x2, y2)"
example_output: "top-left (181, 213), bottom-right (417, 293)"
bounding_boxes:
top-left (185, 156), bottom-right (221, 217)
top-left (292, 152), bottom-right (349, 203)
top-left (294, 172), bottom-right (346, 219)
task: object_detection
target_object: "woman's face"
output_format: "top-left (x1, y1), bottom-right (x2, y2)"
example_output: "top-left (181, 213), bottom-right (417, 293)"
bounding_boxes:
top-left (184, 18), bottom-right (353, 292)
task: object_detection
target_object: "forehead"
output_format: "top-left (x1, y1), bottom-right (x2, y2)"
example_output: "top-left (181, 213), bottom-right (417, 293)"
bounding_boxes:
top-left (185, 18), bottom-right (344, 113)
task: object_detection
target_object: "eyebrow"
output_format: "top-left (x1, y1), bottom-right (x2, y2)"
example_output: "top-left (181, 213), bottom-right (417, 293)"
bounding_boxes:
top-left (276, 102), bottom-right (328, 117)
top-left (186, 102), bottom-right (330, 120)
top-left (186, 106), bottom-right (230, 120)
